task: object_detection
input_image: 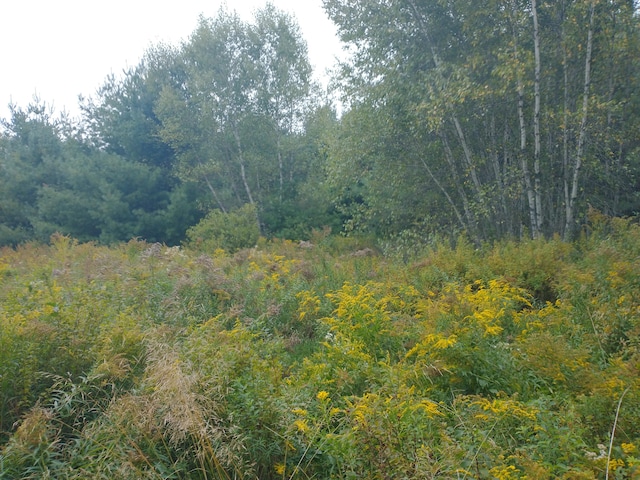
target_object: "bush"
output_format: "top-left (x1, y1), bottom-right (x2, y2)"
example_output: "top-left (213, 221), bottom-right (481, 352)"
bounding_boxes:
top-left (185, 203), bottom-right (260, 253)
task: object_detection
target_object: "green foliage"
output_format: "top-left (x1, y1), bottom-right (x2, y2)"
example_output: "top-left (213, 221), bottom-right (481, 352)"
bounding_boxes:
top-left (4, 0), bottom-right (640, 247)
top-left (0, 100), bottom-right (198, 247)
top-left (154, 5), bottom-right (325, 237)
top-left (323, 0), bottom-right (640, 240)
top-left (3, 193), bottom-right (640, 479)
top-left (0, 7), bottom-right (340, 247)
top-left (80, 55), bottom-right (178, 170)
top-left (185, 204), bottom-right (260, 253)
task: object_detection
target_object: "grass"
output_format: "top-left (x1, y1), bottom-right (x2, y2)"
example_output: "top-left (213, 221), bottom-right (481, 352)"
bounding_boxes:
top-left (1, 217), bottom-right (640, 478)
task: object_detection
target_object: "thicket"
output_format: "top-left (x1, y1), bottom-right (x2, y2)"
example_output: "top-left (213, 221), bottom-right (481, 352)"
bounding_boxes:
top-left (1, 213), bottom-right (639, 479)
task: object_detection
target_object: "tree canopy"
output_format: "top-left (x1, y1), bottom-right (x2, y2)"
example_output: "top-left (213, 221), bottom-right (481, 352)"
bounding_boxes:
top-left (324, 0), bottom-right (640, 241)
top-left (1, 1), bottom-right (639, 247)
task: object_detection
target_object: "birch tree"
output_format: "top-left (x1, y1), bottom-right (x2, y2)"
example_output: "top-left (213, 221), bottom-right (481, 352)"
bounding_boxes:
top-left (323, 0), bottom-right (640, 240)
top-left (155, 6), bottom-right (314, 228)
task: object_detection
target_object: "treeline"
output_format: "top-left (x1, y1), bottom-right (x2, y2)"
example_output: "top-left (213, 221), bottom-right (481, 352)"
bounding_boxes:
top-left (1, 1), bottom-right (640, 247)
top-left (0, 5), bottom-right (339, 247)
top-left (325, 0), bottom-right (640, 241)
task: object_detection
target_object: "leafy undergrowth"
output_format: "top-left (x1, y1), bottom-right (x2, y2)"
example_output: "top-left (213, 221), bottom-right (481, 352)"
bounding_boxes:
top-left (1, 218), bottom-right (640, 479)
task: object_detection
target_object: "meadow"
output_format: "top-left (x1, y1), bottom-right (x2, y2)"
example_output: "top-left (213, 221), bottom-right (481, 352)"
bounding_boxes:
top-left (1, 213), bottom-right (639, 479)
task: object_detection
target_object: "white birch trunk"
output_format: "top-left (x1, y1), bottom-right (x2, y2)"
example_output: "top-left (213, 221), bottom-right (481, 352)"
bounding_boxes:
top-left (564, 0), bottom-right (595, 239)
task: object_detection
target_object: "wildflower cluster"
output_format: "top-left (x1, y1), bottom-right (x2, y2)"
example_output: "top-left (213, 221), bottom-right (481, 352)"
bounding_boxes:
top-left (1, 221), bottom-right (640, 478)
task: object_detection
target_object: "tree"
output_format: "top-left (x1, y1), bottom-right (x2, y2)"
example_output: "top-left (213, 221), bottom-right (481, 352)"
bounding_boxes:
top-left (322, 0), bottom-right (640, 241)
top-left (155, 5), bottom-right (317, 234)
top-left (0, 100), bottom-right (194, 246)
top-left (81, 45), bottom-right (183, 171)
top-left (0, 101), bottom-right (62, 244)
top-left (251, 4), bottom-right (314, 201)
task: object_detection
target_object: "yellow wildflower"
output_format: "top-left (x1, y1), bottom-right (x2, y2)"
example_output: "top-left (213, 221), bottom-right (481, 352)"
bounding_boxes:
top-left (415, 400), bottom-right (444, 418)
top-left (474, 397), bottom-right (538, 421)
top-left (608, 458), bottom-right (625, 471)
top-left (274, 463), bottom-right (285, 475)
top-left (489, 465), bottom-right (520, 480)
top-left (622, 443), bottom-right (637, 455)
top-left (455, 469), bottom-right (473, 476)
top-left (352, 399), bottom-right (375, 426)
top-left (317, 390), bottom-right (330, 401)
top-left (294, 419), bottom-right (309, 433)
top-left (429, 333), bottom-right (458, 349)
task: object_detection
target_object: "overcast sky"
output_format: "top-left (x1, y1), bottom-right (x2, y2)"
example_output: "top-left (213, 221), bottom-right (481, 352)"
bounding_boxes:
top-left (0, 0), bottom-right (344, 121)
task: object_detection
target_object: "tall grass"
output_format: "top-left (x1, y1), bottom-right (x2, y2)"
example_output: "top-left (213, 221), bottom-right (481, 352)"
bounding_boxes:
top-left (1, 217), bottom-right (640, 478)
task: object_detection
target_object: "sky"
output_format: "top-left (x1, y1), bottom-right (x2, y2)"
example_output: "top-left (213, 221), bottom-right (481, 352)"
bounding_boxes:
top-left (0, 0), bottom-right (344, 121)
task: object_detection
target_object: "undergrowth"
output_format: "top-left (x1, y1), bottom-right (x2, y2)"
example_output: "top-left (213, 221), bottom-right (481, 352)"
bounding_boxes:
top-left (1, 217), bottom-right (639, 478)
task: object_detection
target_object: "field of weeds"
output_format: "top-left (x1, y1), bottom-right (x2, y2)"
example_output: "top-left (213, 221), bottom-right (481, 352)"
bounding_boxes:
top-left (1, 217), bottom-right (640, 478)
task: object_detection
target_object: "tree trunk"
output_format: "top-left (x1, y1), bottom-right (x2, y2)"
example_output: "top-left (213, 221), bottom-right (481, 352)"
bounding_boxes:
top-left (277, 134), bottom-right (284, 202)
top-left (232, 123), bottom-right (262, 231)
top-left (200, 165), bottom-right (227, 213)
top-left (440, 131), bottom-right (479, 241)
top-left (232, 125), bottom-right (255, 206)
top-left (531, 0), bottom-right (544, 236)
top-left (451, 116), bottom-right (485, 207)
top-left (564, 0), bottom-right (595, 239)
top-left (407, 0), bottom-right (486, 224)
top-left (419, 155), bottom-right (468, 234)
top-left (563, 12), bottom-right (570, 235)
top-left (489, 113), bottom-right (509, 236)
top-left (511, 1), bottom-right (538, 238)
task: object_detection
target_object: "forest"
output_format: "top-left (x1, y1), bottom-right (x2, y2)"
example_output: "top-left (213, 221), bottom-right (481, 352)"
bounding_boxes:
top-left (1, 0), bottom-right (640, 478)
top-left (2, 0), bottom-right (639, 246)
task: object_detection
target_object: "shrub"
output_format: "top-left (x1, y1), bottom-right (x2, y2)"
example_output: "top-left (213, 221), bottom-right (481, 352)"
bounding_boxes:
top-left (185, 203), bottom-right (260, 253)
